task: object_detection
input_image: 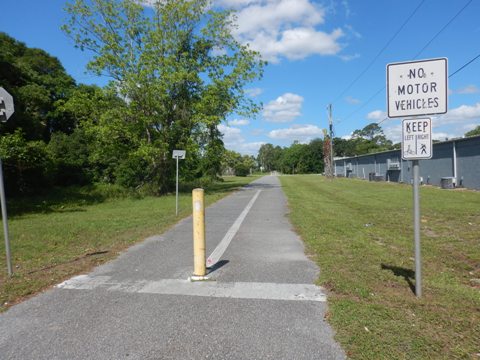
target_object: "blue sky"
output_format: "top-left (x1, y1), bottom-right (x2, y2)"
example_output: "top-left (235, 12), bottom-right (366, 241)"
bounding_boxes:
top-left (2, 0), bottom-right (480, 155)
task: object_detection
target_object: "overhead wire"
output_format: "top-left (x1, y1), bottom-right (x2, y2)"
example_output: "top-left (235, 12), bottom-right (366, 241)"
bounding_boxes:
top-left (337, 0), bottom-right (475, 127)
top-left (375, 51), bottom-right (480, 127)
top-left (448, 52), bottom-right (480, 78)
top-left (412, 0), bottom-right (473, 59)
top-left (331, 0), bottom-right (427, 106)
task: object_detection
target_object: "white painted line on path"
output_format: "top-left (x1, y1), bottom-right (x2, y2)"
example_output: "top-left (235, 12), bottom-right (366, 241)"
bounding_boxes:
top-left (206, 189), bottom-right (262, 267)
top-left (56, 275), bottom-right (326, 302)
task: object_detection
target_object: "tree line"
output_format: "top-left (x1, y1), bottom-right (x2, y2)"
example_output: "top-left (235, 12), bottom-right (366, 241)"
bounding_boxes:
top-left (0, 0), bottom-right (265, 196)
top-left (257, 123), bottom-right (397, 174)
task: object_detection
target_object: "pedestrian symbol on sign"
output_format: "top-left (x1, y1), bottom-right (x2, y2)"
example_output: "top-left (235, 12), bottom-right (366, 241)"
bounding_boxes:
top-left (421, 144), bottom-right (427, 154)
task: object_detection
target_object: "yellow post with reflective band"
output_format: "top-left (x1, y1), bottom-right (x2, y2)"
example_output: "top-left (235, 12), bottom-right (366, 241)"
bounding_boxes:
top-left (192, 188), bottom-right (206, 278)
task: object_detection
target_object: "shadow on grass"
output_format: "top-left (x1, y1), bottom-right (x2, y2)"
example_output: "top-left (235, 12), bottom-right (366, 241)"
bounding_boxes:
top-left (381, 263), bottom-right (416, 294)
top-left (6, 186), bottom-right (113, 218)
top-left (7, 176), bottom-right (261, 218)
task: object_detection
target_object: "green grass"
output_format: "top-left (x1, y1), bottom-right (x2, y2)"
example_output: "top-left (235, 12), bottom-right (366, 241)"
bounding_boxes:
top-left (280, 175), bottom-right (479, 360)
top-left (0, 176), bottom-right (258, 311)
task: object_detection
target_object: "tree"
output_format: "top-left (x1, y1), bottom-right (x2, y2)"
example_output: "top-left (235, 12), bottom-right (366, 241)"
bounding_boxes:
top-left (337, 123), bottom-right (393, 156)
top-left (63, 0), bottom-right (265, 192)
top-left (0, 130), bottom-right (53, 194)
top-left (465, 125), bottom-right (480, 137)
top-left (306, 138), bottom-right (324, 173)
top-left (0, 32), bottom-right (76, 141)
top-left (257, 143), bottom-right (275, 171)
top-left (333, 137), bottom-right (356, 157)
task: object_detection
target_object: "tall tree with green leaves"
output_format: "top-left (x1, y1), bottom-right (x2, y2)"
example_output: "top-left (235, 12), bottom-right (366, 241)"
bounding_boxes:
top-left (0, 32), bottom-right (76, 141)
top-left (465, 125), bottom-right (480, 137)
top-left (63, 0), bottom-right (265, 193)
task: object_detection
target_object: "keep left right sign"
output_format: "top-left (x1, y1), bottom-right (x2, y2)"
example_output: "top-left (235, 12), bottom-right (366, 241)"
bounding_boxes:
top-left (402, 118), bottom-right (432, 160)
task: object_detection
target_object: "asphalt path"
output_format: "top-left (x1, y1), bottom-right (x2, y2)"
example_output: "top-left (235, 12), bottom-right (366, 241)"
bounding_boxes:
top-left (0, 175), bottom-right (345, 359)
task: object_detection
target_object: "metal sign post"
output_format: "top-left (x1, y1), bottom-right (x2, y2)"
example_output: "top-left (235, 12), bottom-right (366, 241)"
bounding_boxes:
top-left (387, 58), bottom-right (447, 298)
top-left (412, 159), bottom-right (421, 297)
top-left (0, 159), bottom-right (12, 276)
top-left (172, 150), bottom-right (186, 216)
top-left (0, 87), bottom-right (14, 276)
top-left (401, 118), bottom-right (433, 298)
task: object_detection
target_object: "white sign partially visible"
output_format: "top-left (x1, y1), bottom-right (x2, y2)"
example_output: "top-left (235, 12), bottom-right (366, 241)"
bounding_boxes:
top-left (0, 87), bottom-right (14, 122)
top-left (387, 58), bottom-right (447, 118)
top-left (172, 150), bottom-right (186, 159)
top-left (402, 118), bottom-right (432, 160)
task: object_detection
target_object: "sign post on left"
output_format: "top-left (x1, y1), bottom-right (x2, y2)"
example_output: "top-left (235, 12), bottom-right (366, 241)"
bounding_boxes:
top-left (172, 150), bottom-right (186, 216)
top-left (0, 87), bottom-right (15, 276)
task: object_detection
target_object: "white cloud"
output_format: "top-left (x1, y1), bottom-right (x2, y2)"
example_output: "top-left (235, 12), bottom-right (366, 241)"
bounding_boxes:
top-left (432, 132), bottom-right (453, 141)
top-left (383, 124), bottom-right (402, 143)
top-left (382, 123), bottom-right (460, 144)
top-left (245, 87), bottom-right (263, 97)
top-left (345, 96), bottom-right (360, 105)
top-left (218, 124), bottom-right (264, 154)
top-left (263, 93), bottom-right (304, 122)
top-left (381, 103), bottom-right (480, 143)
top-left (366, 110), bottom-right (387, 121)
top-left (342, 0), bottom-right (352, 18)
top-left (264, 28), bottom-right (343, 62)
top-left (215, 0), bottom-right (259, 9)
top-left (455, 85), bottom-right (479, 94)
top-left (268, 124), bottom-right (323, 142)
top-left (218, 124), bottom-right (243, 144)
top-left (229, 119), bottom-right (250, 126)
top-left (463, 123), bottom-right (479, 132)
top-left (227, 0), bottom-right (344, 62)
top-left (233, 0), bottom-right (324, 37)
top-left (344, 24), bottom-right (361, 38)
top-left (435, 102), bottom-right (480, 125)
top-left (339, 53), bottom-right (360, 62)
top-left (250, 128), bottom-right (264, 136)
top-left (140, 0), bottom-right (155, 7)
top-left (238, 141), bottom-right (266, 154)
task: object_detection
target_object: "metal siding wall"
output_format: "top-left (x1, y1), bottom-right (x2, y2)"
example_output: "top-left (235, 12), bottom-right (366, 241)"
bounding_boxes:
top-left (376, 152), bottom-right (393, 180)
top-left (335, 161), bottom-right (345, 177)
top-left (358, 156), bottom-right (375, 179)
top-left (333, 136), bottom-right (480, 190)
top-left (419, 142), bottom-right (453, 186)
top-left (456, 137), bottom-right (480, 189)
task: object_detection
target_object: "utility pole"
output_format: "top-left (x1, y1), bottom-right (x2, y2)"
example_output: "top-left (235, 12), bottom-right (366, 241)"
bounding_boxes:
top-left (323, 104), bottom-right (334, 178)
top-left (328, 104), bottom-right (334, 175)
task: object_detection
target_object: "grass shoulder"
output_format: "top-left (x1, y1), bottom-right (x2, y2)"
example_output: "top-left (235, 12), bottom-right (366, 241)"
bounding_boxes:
top-left (280, 175), bottom-right (479, 359)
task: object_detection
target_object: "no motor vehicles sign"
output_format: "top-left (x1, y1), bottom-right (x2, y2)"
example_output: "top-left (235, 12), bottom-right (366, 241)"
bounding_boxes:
top-left (387, 58), bottom-right (447, 118)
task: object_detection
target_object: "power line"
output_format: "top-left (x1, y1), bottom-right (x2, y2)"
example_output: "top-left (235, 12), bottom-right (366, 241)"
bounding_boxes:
top-left (449, 52), bottom-right (480, 78)
top-left (340, 0), bottom-right (474, 126)
top-left (376, 51), bottom-right (480, 127)
top-left (331, 0), bottom-right (426, 105)
top-left (413, 0), bottom-right (473, 59)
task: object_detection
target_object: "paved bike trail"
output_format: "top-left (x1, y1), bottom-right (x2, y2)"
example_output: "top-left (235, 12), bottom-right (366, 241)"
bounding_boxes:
top-left (0, 175), bottom-right (345, 359)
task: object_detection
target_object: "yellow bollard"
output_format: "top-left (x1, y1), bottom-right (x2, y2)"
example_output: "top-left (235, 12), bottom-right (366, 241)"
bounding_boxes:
top-left (191, 188), bottom-right (207, 280)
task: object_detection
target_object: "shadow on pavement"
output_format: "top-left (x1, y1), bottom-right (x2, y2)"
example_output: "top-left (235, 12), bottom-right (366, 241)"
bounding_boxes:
top-left (207, 260), bottom-right (230, 275)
